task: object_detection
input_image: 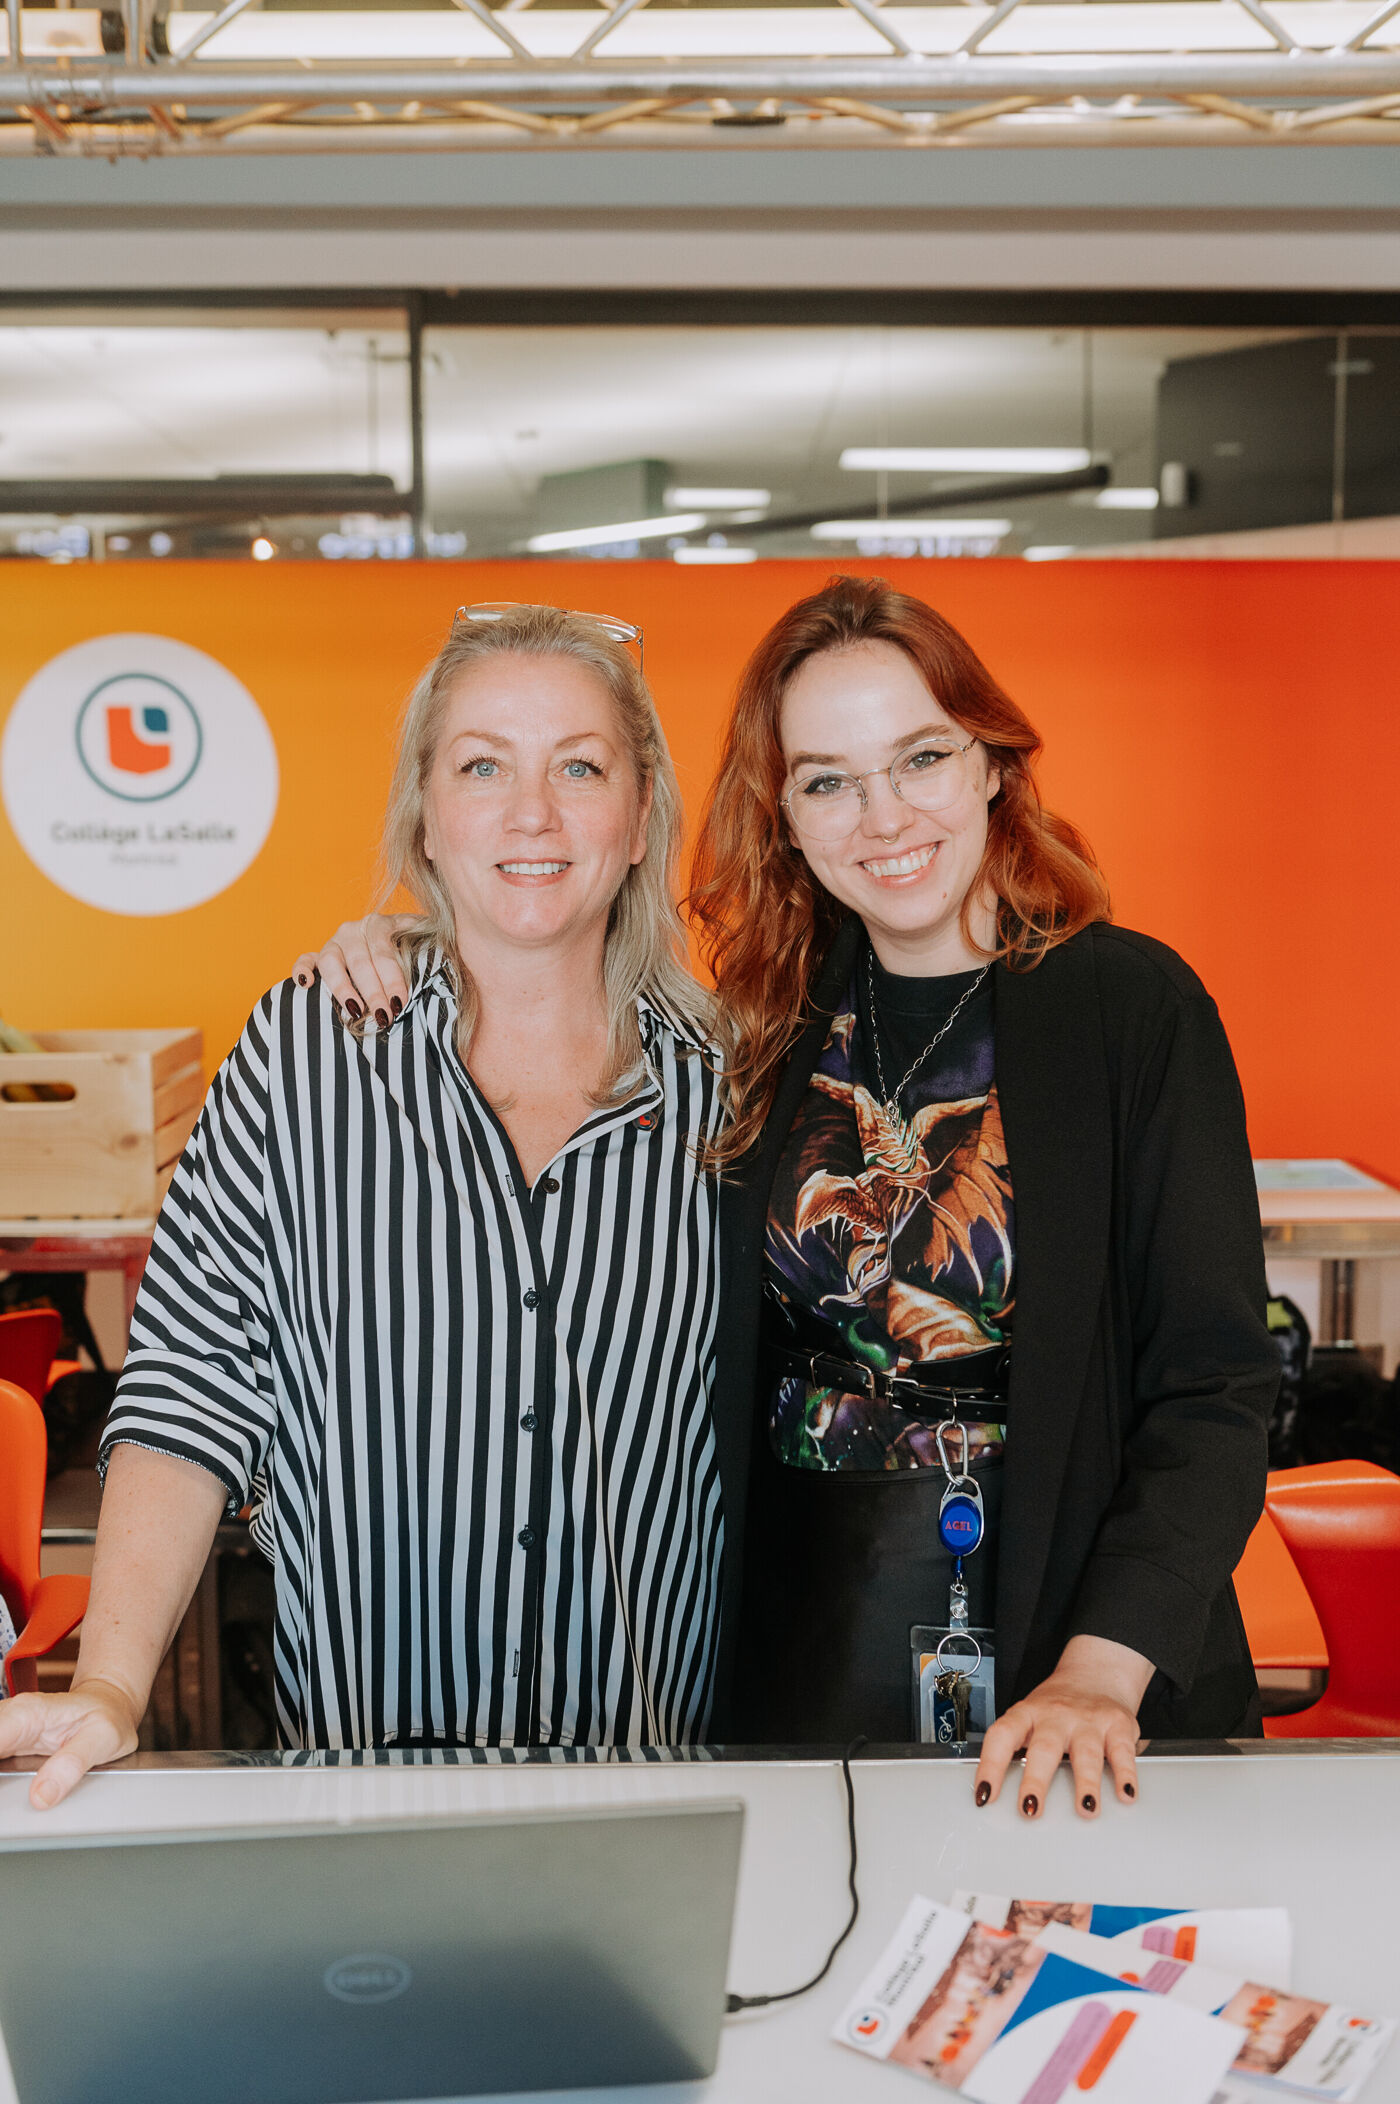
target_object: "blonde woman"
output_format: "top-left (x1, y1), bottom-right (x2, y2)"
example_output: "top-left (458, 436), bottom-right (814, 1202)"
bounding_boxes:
top-left (3, 604), bottom-right (738, 1807)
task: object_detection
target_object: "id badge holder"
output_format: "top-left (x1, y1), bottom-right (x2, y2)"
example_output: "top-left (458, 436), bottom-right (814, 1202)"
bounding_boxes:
top-left (911, 1625), bottom-right (997, 1748)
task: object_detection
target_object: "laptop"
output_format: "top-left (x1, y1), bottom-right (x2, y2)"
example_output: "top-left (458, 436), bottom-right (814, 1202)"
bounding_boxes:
top-left (0, 1799), bottom-right (744, 2104)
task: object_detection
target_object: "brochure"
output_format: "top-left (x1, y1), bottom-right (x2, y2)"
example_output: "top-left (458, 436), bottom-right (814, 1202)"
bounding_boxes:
top-left (834, 1896), bottom-right (1244, 2101)
top-left (1032, 1923), bottom-right (1394, 2104)
top-left (953, 1892), bottom-right (1294, 1986)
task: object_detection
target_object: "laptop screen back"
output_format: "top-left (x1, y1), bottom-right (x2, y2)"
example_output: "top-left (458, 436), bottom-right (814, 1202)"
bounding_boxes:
top-left (0, 1800), bottom-right (744, 2104)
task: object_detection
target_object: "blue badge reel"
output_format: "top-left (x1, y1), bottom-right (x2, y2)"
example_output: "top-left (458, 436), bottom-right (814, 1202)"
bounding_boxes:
top-left (913, 1423), bottom-right (997, 1745)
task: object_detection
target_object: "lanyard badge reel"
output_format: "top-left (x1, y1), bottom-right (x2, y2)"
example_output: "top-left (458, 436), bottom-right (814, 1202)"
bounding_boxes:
top-left (912, 1421), bottom-right (996, 1748)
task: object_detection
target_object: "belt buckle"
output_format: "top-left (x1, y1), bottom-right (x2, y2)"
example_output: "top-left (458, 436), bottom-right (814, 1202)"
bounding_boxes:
top-left (807, 1351), bottom-right (880, 1402)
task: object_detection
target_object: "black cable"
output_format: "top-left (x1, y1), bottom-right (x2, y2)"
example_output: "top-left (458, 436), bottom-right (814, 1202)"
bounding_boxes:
top-left (725, 1735), bottom-right (867, 2015)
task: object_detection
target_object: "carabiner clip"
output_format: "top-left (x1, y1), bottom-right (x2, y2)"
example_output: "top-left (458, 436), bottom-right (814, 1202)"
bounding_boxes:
top-left (936, 1419), bottom-right (969, 1483)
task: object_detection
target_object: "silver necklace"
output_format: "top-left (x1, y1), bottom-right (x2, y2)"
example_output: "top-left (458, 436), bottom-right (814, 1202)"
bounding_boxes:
top-left (866, 949), bottom-right (990, 1128)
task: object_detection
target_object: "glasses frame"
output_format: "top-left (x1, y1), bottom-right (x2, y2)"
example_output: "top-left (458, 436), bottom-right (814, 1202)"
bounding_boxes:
top-left (781, 735), bottom-right (977, 841)
top-left (454, 601), bottom-right (645, 674)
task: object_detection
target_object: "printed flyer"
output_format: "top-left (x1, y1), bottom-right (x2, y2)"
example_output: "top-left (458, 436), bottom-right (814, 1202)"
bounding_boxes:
top-left (953, 1894), bottom-right (1293, 1985)
top-left (1033, 1924), bottom-right (1394, 2104)
top-left (834, 1897), bottom-right (1244, 2101)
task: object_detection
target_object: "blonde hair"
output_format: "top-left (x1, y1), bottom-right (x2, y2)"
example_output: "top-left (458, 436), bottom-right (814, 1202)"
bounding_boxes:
top-left (380, 603), bottom-right (710, 1101)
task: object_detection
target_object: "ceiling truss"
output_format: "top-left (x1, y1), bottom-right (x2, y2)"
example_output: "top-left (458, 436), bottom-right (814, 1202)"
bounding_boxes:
top-left (5, 0), bottom-right (1400, 152)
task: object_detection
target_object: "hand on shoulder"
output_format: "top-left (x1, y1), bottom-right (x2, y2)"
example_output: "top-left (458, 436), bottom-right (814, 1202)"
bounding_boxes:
top-left (289, 914), bottom-right (415, 1024)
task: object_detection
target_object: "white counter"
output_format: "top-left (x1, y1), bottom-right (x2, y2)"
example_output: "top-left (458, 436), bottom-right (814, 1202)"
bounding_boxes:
top-left (2, 1745), bottom-right (1397, 2104)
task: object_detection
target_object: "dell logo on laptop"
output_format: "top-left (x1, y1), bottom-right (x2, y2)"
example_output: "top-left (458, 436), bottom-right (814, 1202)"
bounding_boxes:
top-left (324, 1955), bottom-right (413, 2004)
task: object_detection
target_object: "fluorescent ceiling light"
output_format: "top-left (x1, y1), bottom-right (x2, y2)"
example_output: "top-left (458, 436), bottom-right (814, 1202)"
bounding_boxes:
top-left (526, 512), bottom-right (704, 552)
top-left (840, 448), bottom-right (1092, 475)
top-left (1023, 545), bottom-right (1077, 561)
top-left (673, 546), bottom-right (758, 565)
top-left (1095, 488), bottom-right (1160, 510)
top-left (666, 487), bottom-right (770, 509)
top-left (810, 518), bottom-right (1012, 539)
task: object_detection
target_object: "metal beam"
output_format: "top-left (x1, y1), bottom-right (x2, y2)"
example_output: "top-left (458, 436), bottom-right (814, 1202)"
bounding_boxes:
top-left (10, 51), bottom-right (1400, 102)
top-left (1343, 0), bottom-right (1400, 47)
top-left (959, 0), bottom-right (1028, 61)
top-left (573, 0), bottom-right (658, 63)
top-left (0, 475), bottom-right (406, 515)
top-left (406, 294), bottom-right (425, 555)
top-left (7, 108), bottom-right (1400, 148)
top-left (443, 0), bottom-right (535, 66)
top-left (1229, 0), bottom-right (1298, 49)
top-left (172, 0), bottom-right (260, 68)
top-left (832, 0), bottom-right (918, 61)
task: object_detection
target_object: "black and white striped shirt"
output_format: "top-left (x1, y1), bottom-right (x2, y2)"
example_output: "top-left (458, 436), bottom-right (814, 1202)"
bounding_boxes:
top-left (102, 947), bottom-right (725, 1751)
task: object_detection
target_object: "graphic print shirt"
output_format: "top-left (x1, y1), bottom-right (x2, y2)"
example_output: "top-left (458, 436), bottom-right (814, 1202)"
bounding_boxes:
top-left (765, 954), bottom-right (1014, 1473)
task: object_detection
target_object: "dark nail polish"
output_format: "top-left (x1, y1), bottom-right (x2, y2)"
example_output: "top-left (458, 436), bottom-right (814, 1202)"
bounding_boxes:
top-left (296, 973), bottom-right (307, 987)
top-left (390, 996), bottom-right (402, 1018)
top-left (1082, 1794), bottom-right (1097, 1814)
top-left (345, 1000), bottom-right (363, 1023)
top-left (1124, 1782), bottom-right (1136, 1800)
top-left (375, 1008), bottom-right (389, 1031)
top-left (975, 1782), bottom-right (991, 1808)
top-left (1020, 1794), bottom-right (1038, 1819)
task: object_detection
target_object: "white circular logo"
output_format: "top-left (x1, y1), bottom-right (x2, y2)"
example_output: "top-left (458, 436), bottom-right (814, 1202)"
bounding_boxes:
top-left (323, 1954), bottom-right (413, 2004)
top-left (2, 633), bottom-right (278, 916)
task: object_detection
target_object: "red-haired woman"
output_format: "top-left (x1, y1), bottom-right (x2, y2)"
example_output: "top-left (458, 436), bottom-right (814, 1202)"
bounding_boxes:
top-left (296, 576), bottom-right (1276, 1819)
top-left (691, 574), bottom-right (1275, 1818)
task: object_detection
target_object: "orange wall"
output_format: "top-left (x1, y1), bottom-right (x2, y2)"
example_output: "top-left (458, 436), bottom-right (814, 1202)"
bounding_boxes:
top-left (3, 559), bottom-right (1398, 1178)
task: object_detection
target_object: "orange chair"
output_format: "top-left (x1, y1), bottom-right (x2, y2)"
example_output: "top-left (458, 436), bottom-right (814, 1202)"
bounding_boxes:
top-left (1234, 1504), bottom-right (1327, 1676)
top-left (0, 1306), bottom-right (62, 1406)
top-left (0, 1377), bottom-right (90, 1696)
top-left (1260, 1460), bottom-right (1400, 1738)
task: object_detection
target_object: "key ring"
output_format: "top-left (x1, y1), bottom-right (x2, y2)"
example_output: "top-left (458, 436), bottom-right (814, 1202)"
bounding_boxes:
top-left (934, 1629), bottom-right (983, 1677)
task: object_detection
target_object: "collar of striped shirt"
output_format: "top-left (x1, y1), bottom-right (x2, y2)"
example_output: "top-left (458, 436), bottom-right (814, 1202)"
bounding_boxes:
top-left (395, 936), bottom-right (715, 1062)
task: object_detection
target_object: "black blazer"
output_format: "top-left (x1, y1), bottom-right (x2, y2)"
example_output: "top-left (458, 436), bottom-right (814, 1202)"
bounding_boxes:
top-left (707, 917), bottom-right (1279, 1740)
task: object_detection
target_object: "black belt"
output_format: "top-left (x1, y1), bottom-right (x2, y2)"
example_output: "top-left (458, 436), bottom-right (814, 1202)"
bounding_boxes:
top-left (762, 1293), bottom-right (1011, 1424)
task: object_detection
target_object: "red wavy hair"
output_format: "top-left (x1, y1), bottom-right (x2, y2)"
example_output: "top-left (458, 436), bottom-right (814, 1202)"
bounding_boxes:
top-left (687, 574), bottom-right (1110, 1164)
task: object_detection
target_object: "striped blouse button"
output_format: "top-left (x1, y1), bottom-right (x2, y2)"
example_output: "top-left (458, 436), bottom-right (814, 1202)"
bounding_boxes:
top-left (522, 1288), bottom-right (540, 1310)
top-left (637, 1113), bottom-right (655, 1129)
top-left (542, 1176), bottom-right (560, 1194)
top-left (520, 1411), bottom-right (538, 1433)
top-left (517, 1526), bottom-right (536, 1550)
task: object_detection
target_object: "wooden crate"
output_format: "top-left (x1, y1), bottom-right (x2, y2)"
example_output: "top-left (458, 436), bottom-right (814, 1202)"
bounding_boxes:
top-left (0, 1029), bottom-right (204, 1222)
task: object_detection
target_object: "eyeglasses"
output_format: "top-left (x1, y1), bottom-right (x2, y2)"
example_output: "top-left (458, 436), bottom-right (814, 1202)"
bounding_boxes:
top-left (781, 737), bottom-right (976, 842)
top-left (455, 601), bottom-right (645, 673)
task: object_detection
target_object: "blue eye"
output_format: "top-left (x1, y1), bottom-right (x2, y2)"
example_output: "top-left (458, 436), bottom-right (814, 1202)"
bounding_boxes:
top-left (462, 757), bottom-right (499, 779)
top-left (563, 758), bottom-right (602, 780)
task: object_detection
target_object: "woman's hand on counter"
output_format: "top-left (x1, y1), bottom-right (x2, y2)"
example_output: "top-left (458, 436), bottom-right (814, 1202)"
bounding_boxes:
top-left (973, 1634), bottom-right (1155, 1821)
top-left (0, 1447), bottom-right (227, 1810)
top-left (291, 914), bottom-right (414, 1024)
top-left (0, 1677), bottom-right (141, 1809)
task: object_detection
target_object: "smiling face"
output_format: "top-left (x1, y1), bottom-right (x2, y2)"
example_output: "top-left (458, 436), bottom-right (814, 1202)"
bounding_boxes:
top-left (779, 639), bottom-right (1001, 975)
top-left (422, 652), bottom-right (652, 967)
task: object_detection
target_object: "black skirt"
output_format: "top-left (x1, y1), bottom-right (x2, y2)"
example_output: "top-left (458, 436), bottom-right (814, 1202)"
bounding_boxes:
top-left (742, 1447), bottom-right (1004, 1745)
